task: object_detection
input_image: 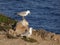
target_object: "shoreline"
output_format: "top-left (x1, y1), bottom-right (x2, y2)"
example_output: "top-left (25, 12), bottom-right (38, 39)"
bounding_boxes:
top-left (0, 14), bottom-right (60, 45)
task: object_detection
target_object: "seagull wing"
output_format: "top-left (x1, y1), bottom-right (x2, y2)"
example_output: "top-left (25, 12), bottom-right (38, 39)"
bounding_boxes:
top-left (18, 11), bottom-right (27, 16)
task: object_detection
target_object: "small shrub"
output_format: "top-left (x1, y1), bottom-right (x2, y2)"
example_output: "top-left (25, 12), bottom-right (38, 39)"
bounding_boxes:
top-left (21, 36), bottom-right (37, 43)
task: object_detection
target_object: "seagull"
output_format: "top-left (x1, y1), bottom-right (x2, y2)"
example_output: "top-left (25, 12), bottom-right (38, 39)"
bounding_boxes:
top-left (21, 27), bottom-right (32, 37)
top-left (17, 10), bottom-right (30, 19)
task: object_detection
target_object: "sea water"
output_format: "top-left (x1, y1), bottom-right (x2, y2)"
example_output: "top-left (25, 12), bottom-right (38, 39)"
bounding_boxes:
top-left (0, 0), bottom-right (60, 34)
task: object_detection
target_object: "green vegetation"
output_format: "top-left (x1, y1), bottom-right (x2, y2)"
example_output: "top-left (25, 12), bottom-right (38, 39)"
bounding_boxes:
top-left (0, 14), bottom-right (17, 31)
top-left (0, 14), bottom-right (16, 24)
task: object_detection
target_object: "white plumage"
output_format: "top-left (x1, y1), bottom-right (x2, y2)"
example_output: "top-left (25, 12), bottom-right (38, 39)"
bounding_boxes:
top-left (17, 10), bottom-right (30, 19)
top-left (21, 27), bottom-right (32, 37)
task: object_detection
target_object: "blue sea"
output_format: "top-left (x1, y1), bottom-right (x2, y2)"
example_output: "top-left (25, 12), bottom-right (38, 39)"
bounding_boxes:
top-left (0, 0), bottom-right (60, 34)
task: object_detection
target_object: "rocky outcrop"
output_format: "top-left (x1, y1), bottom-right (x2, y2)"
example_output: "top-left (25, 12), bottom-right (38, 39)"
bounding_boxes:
top-left (32, 29), bottom-right (55, 40)
top-left (0, 15), bottom-right (60, 45)
top-left (15, 19), bottom-right (29, 35)
top-left (7, 19), bottom-right (29, 38)
top-left (0, 29), bottom-right (60, 45)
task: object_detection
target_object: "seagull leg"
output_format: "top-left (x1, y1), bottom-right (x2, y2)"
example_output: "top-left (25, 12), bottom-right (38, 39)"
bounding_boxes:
top-left (22, 16), bottom-right (25, 20)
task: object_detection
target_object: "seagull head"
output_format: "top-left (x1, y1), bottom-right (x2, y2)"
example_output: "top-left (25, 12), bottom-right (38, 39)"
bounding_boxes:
top-left (26, 10), bottom-right (30, 14)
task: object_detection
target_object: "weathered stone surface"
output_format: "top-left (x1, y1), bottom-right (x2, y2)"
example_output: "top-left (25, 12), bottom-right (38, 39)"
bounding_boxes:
top-left (0, 29), bottom-right (60, 45)
top-left (31, 29), bottom-right (55, 40)
top-left (52, 34), bottom-right (60, 43)
top-left (15, 19), bottom-right (29, 35)
top-left (7, 29), bottom-right (17, 38)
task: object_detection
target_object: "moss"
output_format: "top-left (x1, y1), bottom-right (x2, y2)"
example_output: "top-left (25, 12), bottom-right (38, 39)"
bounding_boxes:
top-left (0, 14), bottom-right (17, 24)
top-left (0, 14), bottom-right (17, 31)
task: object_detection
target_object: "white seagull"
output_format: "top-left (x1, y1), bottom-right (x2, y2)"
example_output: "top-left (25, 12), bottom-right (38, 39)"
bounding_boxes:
top-left (17, 10), bottom-right (30, 19)
top-left (21, 27), bottom-right (32, 37)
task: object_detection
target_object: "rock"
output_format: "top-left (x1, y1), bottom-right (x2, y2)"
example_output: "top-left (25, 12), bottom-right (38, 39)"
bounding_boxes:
top-left (0, 31), bottom-right (6, 35)
top-left (6, 19), bottom-right (29, 38)
top-left (0, 23), bottom-right (5, 26)
top-left (32, 29), bottom-right (55, 40)
top-left (44, 32), bottom-right (55, 40)
top-left (0, 28), bottom-right (60, 45)
top-left (14, 19), bottom-right (29, 35)
top-left (52, 34), bottom-right (60, 43)
top-left (7, 29), bottom-right (17, 38)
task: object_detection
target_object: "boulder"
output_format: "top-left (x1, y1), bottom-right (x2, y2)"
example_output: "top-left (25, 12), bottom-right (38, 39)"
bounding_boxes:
top-left (15, 19), bottom-right (29, 35)
top-left (7, 29), bottom-right (17, 38)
